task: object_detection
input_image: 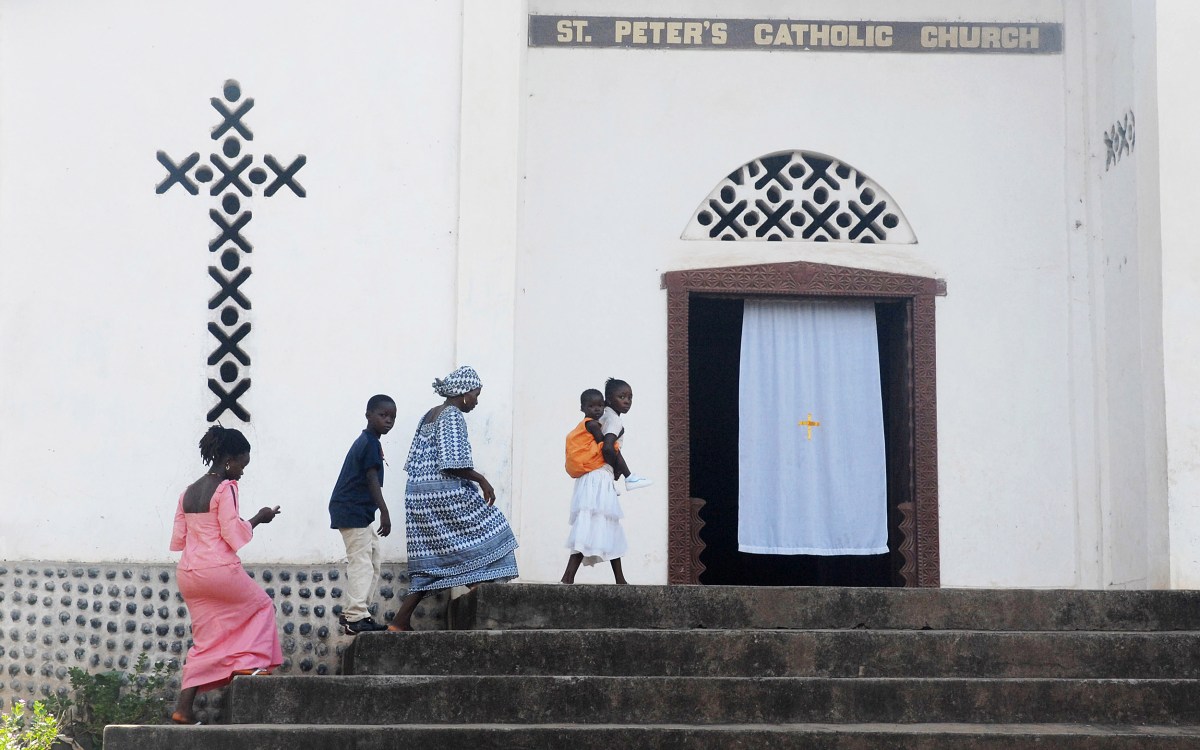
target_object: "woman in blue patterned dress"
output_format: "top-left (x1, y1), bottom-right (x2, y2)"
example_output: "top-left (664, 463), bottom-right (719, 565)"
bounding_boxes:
top-left (387, 366), bottom-right (519, 631)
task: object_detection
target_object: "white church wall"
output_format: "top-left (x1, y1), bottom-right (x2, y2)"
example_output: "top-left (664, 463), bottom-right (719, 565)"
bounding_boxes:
top-left (451, 2), bottom-right (529, 550)
top-left (0, 0), bottom-right (1181, 591)
top-left (1130, 2), bottom-right (1169, 589)
top-left (1157, 0), bottom-right (1200, 589)
top-left (1066, 0), bottom-right (1169, 589)
top-left (514, 0), bottom-right (1080, 586)
top-left (0, 1), bottom-right (465, 563)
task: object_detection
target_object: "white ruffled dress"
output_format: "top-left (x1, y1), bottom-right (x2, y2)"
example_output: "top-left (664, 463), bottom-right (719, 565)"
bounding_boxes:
top-left (565, 464), bottom-right (627, 565)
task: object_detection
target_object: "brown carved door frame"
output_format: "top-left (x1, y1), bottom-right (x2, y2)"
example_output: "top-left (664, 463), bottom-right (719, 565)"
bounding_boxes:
top-left (662, 261), bottom-right (946, 586)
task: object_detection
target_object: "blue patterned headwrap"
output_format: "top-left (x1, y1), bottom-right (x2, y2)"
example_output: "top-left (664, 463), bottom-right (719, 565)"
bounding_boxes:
top-left (433, 366), bottom-right (482, 398)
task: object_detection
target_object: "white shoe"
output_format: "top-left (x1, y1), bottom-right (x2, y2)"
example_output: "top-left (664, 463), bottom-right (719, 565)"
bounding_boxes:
top-left (624, 475), bottom-right (654, 491)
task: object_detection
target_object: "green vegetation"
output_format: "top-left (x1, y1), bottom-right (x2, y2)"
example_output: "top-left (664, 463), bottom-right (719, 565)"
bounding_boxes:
top-left (45, 654), bottom-right (175, 749)
top-left (0, 700), bottom-right (61, 750)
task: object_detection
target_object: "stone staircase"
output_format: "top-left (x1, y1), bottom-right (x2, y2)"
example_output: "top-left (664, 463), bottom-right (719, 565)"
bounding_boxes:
top-left (105, 584), bottom-right (1200, 748)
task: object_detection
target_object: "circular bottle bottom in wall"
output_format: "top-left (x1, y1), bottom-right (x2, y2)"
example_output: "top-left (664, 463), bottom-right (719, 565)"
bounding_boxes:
top-left (0, 562), bottom-right (445, 722)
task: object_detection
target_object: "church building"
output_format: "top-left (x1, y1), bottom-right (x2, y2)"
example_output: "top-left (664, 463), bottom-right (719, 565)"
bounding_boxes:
top-left (1, 0), bottom-right (1198, 707)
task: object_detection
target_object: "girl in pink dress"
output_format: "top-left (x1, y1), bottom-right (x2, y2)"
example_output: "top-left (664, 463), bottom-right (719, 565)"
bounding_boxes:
top-left (169, 425), bottom-right (281, 724)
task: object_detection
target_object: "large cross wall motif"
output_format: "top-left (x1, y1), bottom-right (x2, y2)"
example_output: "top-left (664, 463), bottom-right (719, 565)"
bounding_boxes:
top-left (156, 80), bottom-right (306, 422)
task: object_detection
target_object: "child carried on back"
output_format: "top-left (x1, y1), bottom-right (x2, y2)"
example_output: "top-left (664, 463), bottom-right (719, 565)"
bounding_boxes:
top-left (560, 379), bottom-right (651, 584)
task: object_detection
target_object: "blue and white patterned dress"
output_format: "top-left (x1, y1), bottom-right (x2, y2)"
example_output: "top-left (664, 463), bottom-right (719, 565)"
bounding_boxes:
top-left (403, 405), bottom-right (519, 593)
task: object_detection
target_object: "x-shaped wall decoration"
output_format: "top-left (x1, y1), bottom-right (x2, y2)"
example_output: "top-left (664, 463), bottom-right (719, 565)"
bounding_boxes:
top-left (1104, 110), bottom-right (1136, 172)
top-left (156, 79), bottom-right (307, 422)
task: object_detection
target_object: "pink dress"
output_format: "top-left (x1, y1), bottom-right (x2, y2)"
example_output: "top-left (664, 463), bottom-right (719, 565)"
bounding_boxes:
top-left (170, 480), bottom-right (281, 691)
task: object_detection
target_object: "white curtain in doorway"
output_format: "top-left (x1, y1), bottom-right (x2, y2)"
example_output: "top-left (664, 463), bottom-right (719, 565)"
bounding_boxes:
top-left (738, 298), bottom-right (888, 555)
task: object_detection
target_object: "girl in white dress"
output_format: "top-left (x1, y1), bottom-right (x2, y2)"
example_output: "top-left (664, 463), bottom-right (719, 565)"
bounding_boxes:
top-left (560, 379), bottom-right (651, 584)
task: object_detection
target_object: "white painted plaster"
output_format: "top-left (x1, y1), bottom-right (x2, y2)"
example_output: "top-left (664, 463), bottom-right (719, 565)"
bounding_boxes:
top-left (1067, 0), bottom-right (1169, 589)
top-left (0, 0), bottom-right (1185, 593)
top-left (0, 0), bottom-right (465, 562)
top-left (453, 0), bottom-right (528, 557)
top-left (1062, 0), bottom-right (1104, 589)
top-left (1158, 0), bottom-right (1200, 588)
top-left (518, 0), bottom-right (1076, 587)
top-left (1132, 2), bottom-right (1169, 590)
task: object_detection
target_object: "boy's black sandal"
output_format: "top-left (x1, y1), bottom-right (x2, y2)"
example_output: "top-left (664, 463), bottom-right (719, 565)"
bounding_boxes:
top-left (343, 617), bottom-right (388, 635)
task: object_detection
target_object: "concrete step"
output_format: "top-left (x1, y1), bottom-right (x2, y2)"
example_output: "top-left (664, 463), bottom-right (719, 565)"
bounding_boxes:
top-left (226, 675), bottom-right (1200, 725)
top-left (449, 584), bottom-right (1200, 631)
top-left (104, 722), bottom-right (1200, 750)
top-left (344, 628), bottom-right (1200, 678)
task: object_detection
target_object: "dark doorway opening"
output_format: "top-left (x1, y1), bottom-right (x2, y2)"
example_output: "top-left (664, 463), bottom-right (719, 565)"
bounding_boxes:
top-left (688, 294), bottom-right (913, 587)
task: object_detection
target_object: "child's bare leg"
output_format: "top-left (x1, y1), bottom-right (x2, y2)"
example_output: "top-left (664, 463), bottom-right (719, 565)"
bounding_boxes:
top-left (387, 591), bottom-right (427, 631)
top-left (615, 452), bottom-right (632, 479)
top-left (610, 557), bottom-right (628, 585)
top-left (602, 440), bottom-right (630, 479)
top-left (561, 552), bottom-right (584, 584)
top-left (172, 686), bottom-right (198, 723)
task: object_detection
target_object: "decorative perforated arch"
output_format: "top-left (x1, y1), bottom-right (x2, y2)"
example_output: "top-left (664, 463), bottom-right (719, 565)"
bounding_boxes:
top-left (682, 150), bottom-right (916, 243)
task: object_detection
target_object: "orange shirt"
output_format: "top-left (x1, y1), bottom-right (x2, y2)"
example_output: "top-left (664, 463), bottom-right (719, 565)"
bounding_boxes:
top-left (565, 418), bottom-right (613, 478)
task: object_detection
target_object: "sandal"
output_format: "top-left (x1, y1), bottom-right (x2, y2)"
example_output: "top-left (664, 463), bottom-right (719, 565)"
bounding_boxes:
top-left (231, 668), bottom-right (272, 676)
top-left (170, 711), bottom-right (202, 725)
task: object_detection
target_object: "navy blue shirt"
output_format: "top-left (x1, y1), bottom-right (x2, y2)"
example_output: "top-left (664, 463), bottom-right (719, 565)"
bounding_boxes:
top-left (329, 430), bottom-right (384, 529)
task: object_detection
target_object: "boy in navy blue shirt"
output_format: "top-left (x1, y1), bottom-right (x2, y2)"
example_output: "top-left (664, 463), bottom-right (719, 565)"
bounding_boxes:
top-left (329, 394), bottom-right (396, 634)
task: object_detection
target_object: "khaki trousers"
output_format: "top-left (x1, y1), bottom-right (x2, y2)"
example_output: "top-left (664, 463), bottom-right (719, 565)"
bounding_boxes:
top-left (338, 526), bottom-right (381, 622)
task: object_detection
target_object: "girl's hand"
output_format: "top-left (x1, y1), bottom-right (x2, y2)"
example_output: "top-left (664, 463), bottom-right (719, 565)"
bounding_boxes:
top-left (252, 506), bottom-right (281, 526)
top-left (479, 478), bottom-right (496, 506)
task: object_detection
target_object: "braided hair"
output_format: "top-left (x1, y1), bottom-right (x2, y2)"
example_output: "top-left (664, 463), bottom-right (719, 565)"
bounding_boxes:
top-left (198, 425), bottom-right (251, 466)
